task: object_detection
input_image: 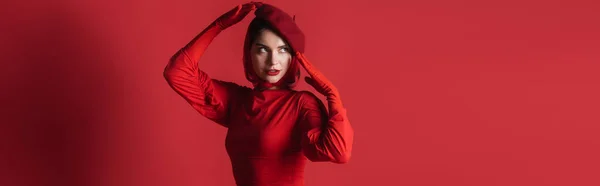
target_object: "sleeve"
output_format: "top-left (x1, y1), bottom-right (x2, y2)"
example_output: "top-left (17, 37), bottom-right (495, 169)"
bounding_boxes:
top-left (163, 22), bottom-right (242, 127)
top-left (298, 91), bottom-right (354, 164)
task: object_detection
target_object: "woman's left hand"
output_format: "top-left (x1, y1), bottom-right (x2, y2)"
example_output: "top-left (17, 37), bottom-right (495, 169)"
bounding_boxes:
top-left (295, 52), bottom-right (340, 98)
top-left (295, 52), bottom-right (353, 164)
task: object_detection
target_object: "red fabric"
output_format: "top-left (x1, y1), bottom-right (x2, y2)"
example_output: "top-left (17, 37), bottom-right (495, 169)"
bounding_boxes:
top-left (243, 3), bottom-right (303, 89)
top-left (163, 2), bottom-right (353, 186)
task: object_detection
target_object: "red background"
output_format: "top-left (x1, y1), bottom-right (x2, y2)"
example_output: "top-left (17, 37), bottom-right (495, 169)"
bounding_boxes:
top-left (2, 0), bottom-right (599, 186)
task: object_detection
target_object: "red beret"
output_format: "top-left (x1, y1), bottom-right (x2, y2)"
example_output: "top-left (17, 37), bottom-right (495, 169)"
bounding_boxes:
top-left (254, 3), bottom-right (305, 53)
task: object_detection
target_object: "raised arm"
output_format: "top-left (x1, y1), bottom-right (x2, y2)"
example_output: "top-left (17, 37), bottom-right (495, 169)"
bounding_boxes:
top-left (163, 3), bottom-right (259, 127)
top-left (296, 52), bottom-right (354, 164)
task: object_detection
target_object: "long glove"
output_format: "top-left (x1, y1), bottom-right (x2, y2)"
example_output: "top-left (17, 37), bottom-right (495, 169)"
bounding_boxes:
top-left (163, 2), bottom-right (259, 126)
top-left (296, 52), bottom-right (345, 117)
top-left (214, 2), bottom-right (262, 30)
top-left (183, 2), bottom-right (260, 61)
top-left (296, 52), bottom-right (354, 163)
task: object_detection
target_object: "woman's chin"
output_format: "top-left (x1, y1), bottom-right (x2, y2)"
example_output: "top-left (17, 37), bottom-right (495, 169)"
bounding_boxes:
top-left (264, 77), bottom-right (281, 83)
top-left (267, 79), bottom-right (280, 83)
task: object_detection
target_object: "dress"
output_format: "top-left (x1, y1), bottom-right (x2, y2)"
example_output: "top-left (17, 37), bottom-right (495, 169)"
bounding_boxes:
top-left (163, 3), bottom-right (353, 186)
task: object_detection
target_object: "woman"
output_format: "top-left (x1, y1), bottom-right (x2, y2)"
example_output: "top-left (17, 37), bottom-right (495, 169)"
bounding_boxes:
top-left (163, 2), bottom-right (353, 185)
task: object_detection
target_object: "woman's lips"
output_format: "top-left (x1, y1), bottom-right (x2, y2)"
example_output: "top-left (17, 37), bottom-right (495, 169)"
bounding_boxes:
top-left (266, 69), bottom-right (280, 76)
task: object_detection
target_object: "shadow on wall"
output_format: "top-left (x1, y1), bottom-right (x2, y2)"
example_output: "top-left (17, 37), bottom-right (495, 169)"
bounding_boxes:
top-left (2, 4), bottom-right (123, 186)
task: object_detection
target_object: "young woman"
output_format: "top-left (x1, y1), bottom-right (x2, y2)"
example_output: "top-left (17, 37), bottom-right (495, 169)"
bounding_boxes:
top-left (163, 2), bottom-right (354, 185)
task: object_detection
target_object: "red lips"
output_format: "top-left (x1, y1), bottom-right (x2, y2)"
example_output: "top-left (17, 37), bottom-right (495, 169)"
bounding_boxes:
top-left (267, 69), bottom-right (280, 76)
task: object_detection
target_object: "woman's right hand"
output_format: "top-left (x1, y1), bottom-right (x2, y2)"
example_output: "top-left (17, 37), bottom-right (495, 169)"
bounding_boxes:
top-left (215, 2), bottom-right (262, 30)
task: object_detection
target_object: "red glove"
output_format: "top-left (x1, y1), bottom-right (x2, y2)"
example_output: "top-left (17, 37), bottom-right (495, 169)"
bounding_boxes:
top-left (296, 52), bottom-right (353, 163)
top-left (215, 2), bottom-right (263, 30)
top-left (182, 2), bottom-right (262, 61)
top-left (295, 52), bottom-right (345, 114)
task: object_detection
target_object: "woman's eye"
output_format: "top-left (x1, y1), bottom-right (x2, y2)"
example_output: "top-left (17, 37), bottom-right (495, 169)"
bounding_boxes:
top-left (279, 48), bottom-right (288, 53)
top-left (258, 47), bottom-right (267, 53)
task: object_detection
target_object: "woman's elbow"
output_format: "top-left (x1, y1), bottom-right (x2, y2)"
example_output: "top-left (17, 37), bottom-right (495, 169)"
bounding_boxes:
top-left (163, 52), bottom-right (183, 81)
top-left (331, 152), bottom-right (351, 164)
top-left (163, 68), bottom-right (173, 80)
top-left (307, 151), bottom-right (351, 164)
top-left (163, 63), bottom-right (178, 82)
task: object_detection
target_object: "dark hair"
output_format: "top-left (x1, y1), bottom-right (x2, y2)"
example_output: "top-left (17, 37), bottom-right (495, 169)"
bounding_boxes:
top-left (247, 18), bottom-right (289, 49)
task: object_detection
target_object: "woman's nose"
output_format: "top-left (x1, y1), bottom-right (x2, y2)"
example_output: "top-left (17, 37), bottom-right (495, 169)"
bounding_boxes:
top-left (267, 53), bottom-right (280, 65)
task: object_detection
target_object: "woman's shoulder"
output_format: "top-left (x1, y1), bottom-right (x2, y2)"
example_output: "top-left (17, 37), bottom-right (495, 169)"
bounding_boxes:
top-left (211, 79), bottom-right (253, 94)
top-left (294, 90), bottom-right (323, 106)
top-left (295, 90), bottom-right (317, 97)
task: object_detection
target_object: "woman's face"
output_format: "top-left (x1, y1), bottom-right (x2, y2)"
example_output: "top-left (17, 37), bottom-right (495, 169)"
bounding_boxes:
top-left (251, 29), bottom-right (291, 84)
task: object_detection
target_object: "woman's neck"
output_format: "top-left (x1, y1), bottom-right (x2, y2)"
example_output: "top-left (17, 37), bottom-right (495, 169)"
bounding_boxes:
top-left (256, 85), bottom-right (290, 91)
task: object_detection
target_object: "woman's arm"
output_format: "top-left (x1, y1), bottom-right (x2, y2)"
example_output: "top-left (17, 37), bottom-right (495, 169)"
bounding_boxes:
top-left (296, 52), bottom-right (354, 163)
top-left (299, 91), bottom-right (354, 164)
top-left (163, 3), bottom-right (258, 127)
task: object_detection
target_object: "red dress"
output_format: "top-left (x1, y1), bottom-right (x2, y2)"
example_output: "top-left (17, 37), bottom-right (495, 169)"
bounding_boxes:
top-left (164, 4), bottom-right (353, 186)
